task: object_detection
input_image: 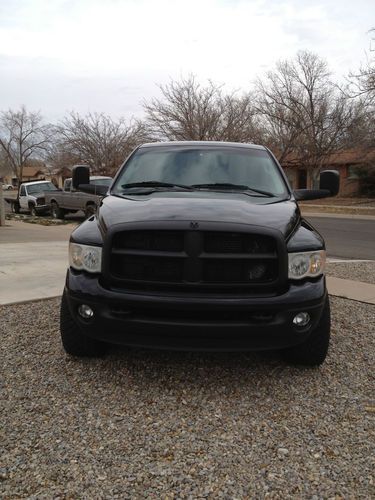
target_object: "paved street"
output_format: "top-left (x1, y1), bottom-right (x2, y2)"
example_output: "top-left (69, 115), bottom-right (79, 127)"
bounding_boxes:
top-left (305, 214), bottom-right (375, 260)
top-left (1, 216), bottom-right (375, 305)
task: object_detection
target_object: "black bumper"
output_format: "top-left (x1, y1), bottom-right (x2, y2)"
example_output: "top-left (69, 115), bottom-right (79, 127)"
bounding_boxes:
top-left (35, 204), bottom-right (50, 214)
top-left (64, 270), bottom-right (328, 352)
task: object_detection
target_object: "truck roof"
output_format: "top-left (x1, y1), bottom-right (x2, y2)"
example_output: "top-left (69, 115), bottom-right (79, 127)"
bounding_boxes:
top-left (20, 180), bottom-right (51, 186)
top-left (139, 141), bottom-right (266, 150)
top-left (64, 176), bottom-right (112, 182)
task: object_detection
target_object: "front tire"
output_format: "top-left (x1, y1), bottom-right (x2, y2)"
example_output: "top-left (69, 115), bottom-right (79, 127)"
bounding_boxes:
top-left (51, 201), bottom-right (65, 219)
top-left (84, 204), bottom-right (97, 219)
top-left (12, 202), bottom-right (20, 214)
top-left (29, 204), bottom-right (38, 217)
top-left (60, 291), bottom-right (106, 357)
top-left (282, 295), bottom-right (331, 366)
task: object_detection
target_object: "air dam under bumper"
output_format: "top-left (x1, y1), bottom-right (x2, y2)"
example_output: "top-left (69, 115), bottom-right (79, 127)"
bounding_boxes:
top-left (35, 204), bottom-right (50, 214)
top-left (65, 270), bottom-right (327, 351)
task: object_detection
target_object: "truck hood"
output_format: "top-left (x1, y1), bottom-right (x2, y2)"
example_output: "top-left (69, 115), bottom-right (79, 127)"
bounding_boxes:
top-left (98, 191), bottom-right (300, 239)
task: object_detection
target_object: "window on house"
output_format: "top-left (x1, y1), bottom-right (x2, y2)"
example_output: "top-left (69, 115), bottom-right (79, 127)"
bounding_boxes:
top-left (285, 170), bottom-right (295, 189)
top-left (347, 166), bottom-right (359, 179)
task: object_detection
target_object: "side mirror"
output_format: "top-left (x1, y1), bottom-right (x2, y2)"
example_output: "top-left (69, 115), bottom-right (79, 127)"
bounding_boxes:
top-left (72, 165), bottom-right (90, 190)
top-left (294, 170), bottom-right (340, 201)
top-left (319, 170), bottom-right (340, 197)
top-left (77, 183), bottom-right (109, 196)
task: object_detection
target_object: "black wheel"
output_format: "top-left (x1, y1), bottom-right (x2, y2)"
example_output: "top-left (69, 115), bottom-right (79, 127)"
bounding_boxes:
top-left (12, 202), bottom-right (20, 214)
top-left (85, 204), bottom-right (97, 219)
top-left (282, 296), bottom-right (331, 366)
top-left (29, 204), bottom-right (38, 217)
top-left (60, 290), bottom-right (106, 357)
top-left (51, 201), bottom-right (65, 219)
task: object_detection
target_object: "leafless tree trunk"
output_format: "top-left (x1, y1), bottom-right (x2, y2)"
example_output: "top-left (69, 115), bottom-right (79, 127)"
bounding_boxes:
top-left (0, 106), bottom-right (52, 186)
top-left (0, 156), bottom-right (11, 225)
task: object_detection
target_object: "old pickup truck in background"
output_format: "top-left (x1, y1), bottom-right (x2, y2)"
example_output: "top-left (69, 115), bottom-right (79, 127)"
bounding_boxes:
top-left (4, 180), bottom-right (59, 216)
top-left (45, 175), bottom-right (112, 219)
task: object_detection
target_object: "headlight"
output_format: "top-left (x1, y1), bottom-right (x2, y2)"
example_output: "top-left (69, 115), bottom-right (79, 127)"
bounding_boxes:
top-left (69, 243), bottom-right (102, 273)
top-left (288, 250), bottom-right (326, 280)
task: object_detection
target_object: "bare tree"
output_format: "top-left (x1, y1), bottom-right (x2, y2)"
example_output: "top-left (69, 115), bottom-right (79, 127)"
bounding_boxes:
top-left (54, 112), bottom-right (150, 175)
top-left (219, 93), bottom-right (264, 143)
top-left (345, 28), bottom-right (375, 152)
top-left (256, 51), bottom-right (359, 185)
top-left (348, 28), bottom-right (375, 104)
top-left (143, 76), bottom-right (223, 140)
top-left (143, 75), bottom-right (260, 142)
top-left (255, 62), bottom-right (309, 164)
top-left (0, 106), bottom-right (52, 186)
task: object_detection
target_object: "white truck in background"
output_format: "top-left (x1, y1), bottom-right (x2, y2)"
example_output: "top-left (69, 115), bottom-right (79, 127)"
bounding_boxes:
top-left (4, 180), bottom-right (58, 216)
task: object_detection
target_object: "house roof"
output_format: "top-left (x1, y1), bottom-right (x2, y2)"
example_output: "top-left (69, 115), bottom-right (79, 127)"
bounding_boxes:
top-left (281, 148), bottom-right (375, 168)
top-left (22, 166), bottom-right (44, 177)
top-left (327, 149), bottom-right (375, 165)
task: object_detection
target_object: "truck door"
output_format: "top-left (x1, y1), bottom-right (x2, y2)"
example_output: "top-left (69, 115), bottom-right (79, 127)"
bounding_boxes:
top-left (63, 180), bottom-right (75, 209)
top-left (19, 185), bottom-right (28, 209)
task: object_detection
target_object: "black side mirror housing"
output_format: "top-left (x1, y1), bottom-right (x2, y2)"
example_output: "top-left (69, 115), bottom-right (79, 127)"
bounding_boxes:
top-left (77, 183), bottom-right (109, 196)
top-left (72, 165), bottom-right (90, 190)
top-left (294, 170), bottom-right (340, 201)
top-left (319, 170), bottom-right (340, 197)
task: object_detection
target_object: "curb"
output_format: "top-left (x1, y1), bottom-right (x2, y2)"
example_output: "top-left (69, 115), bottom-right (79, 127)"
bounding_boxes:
top-left (0, 295), bottom-right (62, 307)
top-left (300, 204), bottom-right (375, 216)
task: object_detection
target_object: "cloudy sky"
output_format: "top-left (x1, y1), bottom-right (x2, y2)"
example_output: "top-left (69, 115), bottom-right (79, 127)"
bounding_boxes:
top-left (0, 0), bottom-right (373, 121)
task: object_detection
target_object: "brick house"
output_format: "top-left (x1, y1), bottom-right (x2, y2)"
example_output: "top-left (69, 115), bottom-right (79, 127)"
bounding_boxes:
top-left (282, 149), bottom-right (375, 196)
top-left (1, 165), bottom-right (46, 187)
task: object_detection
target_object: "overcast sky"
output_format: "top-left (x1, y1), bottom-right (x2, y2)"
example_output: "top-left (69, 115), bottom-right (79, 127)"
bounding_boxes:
top-left (0, 0), bottom-right (373, 122)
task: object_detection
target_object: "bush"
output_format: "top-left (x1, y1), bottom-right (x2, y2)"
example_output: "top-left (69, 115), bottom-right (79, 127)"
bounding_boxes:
top-left (357, 164), bottom-right (375, 197)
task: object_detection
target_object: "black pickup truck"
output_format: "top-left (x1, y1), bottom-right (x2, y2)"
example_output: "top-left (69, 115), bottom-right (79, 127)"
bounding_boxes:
top-left (61, 141), bottom-right (339, 366)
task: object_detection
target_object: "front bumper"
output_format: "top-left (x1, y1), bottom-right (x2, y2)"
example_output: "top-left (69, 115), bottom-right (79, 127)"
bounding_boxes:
top-left (64, 270), bottom-right (327, 351)
top-left (35, 204), bottom-right (50, 214)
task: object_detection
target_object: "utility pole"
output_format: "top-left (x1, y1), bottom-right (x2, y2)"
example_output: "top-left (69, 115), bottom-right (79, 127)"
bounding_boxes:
top-left (0, 182), bottom-right (5, 226)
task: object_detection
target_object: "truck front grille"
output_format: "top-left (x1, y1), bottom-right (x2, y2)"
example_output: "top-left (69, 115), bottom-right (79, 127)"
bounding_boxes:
top-left (108, 229), bottom-right (281, 292)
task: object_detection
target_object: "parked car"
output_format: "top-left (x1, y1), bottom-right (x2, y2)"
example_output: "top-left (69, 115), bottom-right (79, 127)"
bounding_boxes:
top-left (45, 174), bottom-right (112, 219)
top-left (4, 180), bottom-right (58, 216)
top-left (60, 141), bottom-right (339, 366)
top-left (1, 184), bottom-right (14, 190)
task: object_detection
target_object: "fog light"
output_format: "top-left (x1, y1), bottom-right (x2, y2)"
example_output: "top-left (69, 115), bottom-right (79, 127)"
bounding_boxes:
top-left (78, 304), bottom-right (94, 319)
top-left (293, 312), bottom-right (310, 327)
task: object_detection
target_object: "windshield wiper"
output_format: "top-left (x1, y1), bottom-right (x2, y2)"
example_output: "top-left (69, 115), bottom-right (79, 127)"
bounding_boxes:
top-left (121, 181), bottom-right (194, 191)
top-left (192, 183), bottom-right (275, 197)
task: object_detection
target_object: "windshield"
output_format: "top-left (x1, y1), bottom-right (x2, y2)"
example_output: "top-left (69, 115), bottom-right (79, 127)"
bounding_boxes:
top-left (113, 147), bottom-right (288, 197)
top-left (27, 182), bottom-right (58, 194)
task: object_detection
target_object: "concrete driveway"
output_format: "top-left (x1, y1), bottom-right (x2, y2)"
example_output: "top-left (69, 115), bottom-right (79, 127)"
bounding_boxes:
top-left (0, 221), bottom-right (75, 305)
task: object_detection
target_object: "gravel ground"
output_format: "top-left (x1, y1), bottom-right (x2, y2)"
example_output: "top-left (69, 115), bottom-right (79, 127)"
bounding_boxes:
top-left (1, 297), bottom-right (374, 498)
top-left (326, 261), bottom-right (375, 285)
